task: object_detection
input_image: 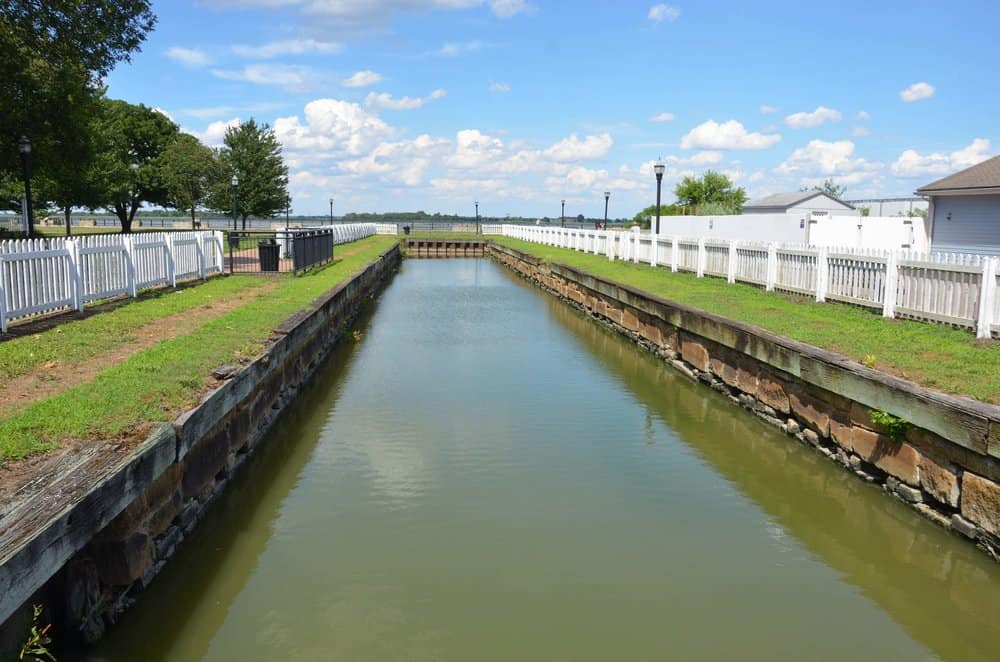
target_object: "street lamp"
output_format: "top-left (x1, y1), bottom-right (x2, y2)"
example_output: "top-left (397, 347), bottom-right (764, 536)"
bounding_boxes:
top-left (329, 197), bottom-right (334, 225)
top-left (603, 191), bottom-right (610, 230)
top-left (653, 161), bottom-right (665, 235)
top-left (231, 175), bottom-right (239, 232)
top-left (561, 199), bottom-right (566, 228)
top-left (475, 200), bottom-right (479, 235)
top-left (285, 195), bottom-right (291, 230)
top-left (18, 136), bottom-right (34, 239)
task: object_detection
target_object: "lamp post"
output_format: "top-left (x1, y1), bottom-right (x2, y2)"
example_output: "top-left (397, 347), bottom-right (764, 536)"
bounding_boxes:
top-left (475, 200), bottom-right (479, 235)
top-left (329, 197), bottom-right (334, 225)
top-left (285, 195), bottom-right (291, 230)
top-left (231, 175), bottom-right (239, 232)
top-left (603, 191), bottom-right (610, 230)
top-left (561, 199), bottom-right (565, 228)
top-left (653, 161), bottom-right (665, 235)
top-left (18, 136), bottom-right (35, 239)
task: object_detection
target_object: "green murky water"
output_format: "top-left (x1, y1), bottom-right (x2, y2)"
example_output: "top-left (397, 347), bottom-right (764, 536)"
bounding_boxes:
top-left (76, 258), bottom-right (1000, 661)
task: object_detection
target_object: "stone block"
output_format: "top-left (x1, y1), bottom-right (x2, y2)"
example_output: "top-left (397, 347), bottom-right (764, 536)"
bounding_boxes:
top-left (640, 322), bottom-right (662, 346)
top-left (851, 427), bottom-right (921, 486)
top-left (736, 366), bottom-right (759, 398)
top-left (789, 390), bottom-right (831, 438)
top-left (147, 491), bottom-right (182, 538)
top-left (919, 455), bottom-right (961, 509)
top-left (710, 357), bottom-right (739, 388)
top-left (757, 376), bottom-right (789, 414)
top-left (960, 473), bottom-right (1000, 537)
top-left (181, 423), bottom-right (231, 500)
top-left (621, 309), bottom-right (640, 332)
top-left (951, 514), bottom-right (979, 539)
top-left (680, 337), bottom-right (710, 372)
top-left (662, 329), bottom-right (679, 351)
top-left (829, 419), bottom-right (852, 452)
top-left (94, 531), bottom-right (151, 586)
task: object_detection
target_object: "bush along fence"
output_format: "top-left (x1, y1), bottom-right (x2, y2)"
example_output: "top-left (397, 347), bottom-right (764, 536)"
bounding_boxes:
top-left (0, 231), bottom-right (225, 333)
top-left (496, 225), bottom-right (1000, 339)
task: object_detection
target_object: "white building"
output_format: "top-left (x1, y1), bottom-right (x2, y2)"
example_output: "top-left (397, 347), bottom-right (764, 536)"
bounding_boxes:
top-left (742, 191), bottom-right (857, 216)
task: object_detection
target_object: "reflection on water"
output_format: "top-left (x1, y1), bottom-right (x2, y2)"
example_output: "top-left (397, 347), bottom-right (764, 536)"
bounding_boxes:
top-left (75, 259), bottom-right (1000, 662)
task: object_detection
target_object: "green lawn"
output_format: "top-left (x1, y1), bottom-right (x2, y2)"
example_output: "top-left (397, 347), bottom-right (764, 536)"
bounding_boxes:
top-left (494, 237), bottom-right (1000, 404)
top-left (0, 236), bottom-right (397, 462)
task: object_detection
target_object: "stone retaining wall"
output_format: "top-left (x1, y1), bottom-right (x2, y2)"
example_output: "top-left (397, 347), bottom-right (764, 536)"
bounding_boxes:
top-left (489, 243), bottom-right (1000, 559)
top-left (0, 244), bottom-right (401, 651)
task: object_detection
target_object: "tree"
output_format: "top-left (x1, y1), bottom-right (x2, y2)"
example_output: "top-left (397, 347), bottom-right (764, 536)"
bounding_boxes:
top-left (159, 134), bottom-right (220, 228)
top-left (212, 119), bottom-right (289, 229)
top-left (93, 99), bottom-right (180, 233)
top-left (674, 171), bottom-right (747, 214)
top-left (0, 2), bottom-right (156, 177)
top-left (802, 178), bottom-right (847, 200)
top-left (632, 203), bottom-right (681, 228)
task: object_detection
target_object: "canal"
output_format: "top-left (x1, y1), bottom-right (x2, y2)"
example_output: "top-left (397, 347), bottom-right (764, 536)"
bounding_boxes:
top-left (76, 258), bottom-right (1000, 661)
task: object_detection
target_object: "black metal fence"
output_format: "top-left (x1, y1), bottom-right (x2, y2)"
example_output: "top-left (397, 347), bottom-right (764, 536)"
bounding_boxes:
top-left (224, 229), bottom-right (334, 274)
top-left (292, 229), bottom-right (334, 272)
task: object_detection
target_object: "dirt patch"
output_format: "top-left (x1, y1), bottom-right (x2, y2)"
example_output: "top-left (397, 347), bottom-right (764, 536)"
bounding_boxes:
top-left (0, 280), bottom-right (280, 414)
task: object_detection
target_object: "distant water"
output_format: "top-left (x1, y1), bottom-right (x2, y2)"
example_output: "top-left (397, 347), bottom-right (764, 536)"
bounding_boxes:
top-left (75, 258), bottom-right (1000, 661)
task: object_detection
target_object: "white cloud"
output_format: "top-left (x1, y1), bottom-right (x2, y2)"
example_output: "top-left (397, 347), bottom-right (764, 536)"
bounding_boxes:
top-left (340, 134), bottom-right (450, 185)
top-left (211, 64), bottom-right (317, 91)
top-left (434, 41), bottom-right (483, 56)
top-left (342, 70), bottom-right (383, 87)
top-left (891, 138), bottom-right (991, 177)
top-left (153, 107), bottom-right (176, 123)
top-left (856, 110), bottom-right (871, 121)
top-left (184, 117), bottom-right (242, 147)
top-left (166, 46), bottom-right (210, 68)
top-left (759, 105), bottom-right (778, 115)
top-left (680, 119), bottom-right (781, 150)
top-left (544, 133), bottom-right (614, 161)
top-left (490, 81), bottom-right (511, 93)
top-left (852, 126), bottom-right (871, 137)
top-left (650, 112), bottom-right (674, 122)
top-left (274, 98), bottom-right (394, 156)
top-left (776, 139), bottom-right (879, 179)
top-left (232, 39), bottom-right (342, 58)
top-left (681, 150), bottom-right (724, 166)
top-left (445, 129), bottom-right (505, 168)
top-left (431, 177), bottom-right (509, 193)
top-left (784, 106), bottom-right (842, 128)
top-left (545, 165), bottom-right (609, 192)
top-left (364, 89), bottom-right (447, 110)
top-left (180, 102), bottom-right (285, 119)
top-left (648, 4), bottom-right (681, 22)
top-left (900, 81), bottom-right (935, 103)
top-left (489, 0), bottom-right (532, 18)
top-left (748, 170), bottom-right (766, 183)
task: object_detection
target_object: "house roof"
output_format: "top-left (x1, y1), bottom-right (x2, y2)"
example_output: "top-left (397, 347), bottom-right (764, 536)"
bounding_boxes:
top-left (743, 190), bottom-right (853, 210)
top-left (916, 154), bottom-right (1000, 194)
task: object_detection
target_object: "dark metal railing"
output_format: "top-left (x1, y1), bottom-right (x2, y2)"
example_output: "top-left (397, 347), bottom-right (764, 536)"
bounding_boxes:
top-left (292, 229), bottom-right (334, 272)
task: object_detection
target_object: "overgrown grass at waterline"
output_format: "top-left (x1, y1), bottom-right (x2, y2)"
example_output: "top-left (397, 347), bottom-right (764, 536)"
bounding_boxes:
top-left (494, 237), bottom-right (1000, 404)
top-left (0, 236), bottom-right (398, 462)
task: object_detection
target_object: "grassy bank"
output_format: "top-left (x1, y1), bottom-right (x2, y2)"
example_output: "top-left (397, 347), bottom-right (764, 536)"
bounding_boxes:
top-left (495, 237), bottom-right (1000, 404)
top-left (0, 236), bottom-right (397, 462)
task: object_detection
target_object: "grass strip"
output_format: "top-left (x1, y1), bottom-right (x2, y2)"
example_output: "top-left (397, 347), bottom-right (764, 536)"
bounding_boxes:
top-left (0, 276), bottom-right (272, 381)
top-left (495, 237), bottom-right (1000, 404)
top-left (0, 236), bottom-right (397, 461)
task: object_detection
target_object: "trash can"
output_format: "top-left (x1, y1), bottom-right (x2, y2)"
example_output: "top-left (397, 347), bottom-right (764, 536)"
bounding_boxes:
top-left (403, 225), bottom-right (411, 235)
top-left (258, 239), bottom-right (280, 272)
top-left (228, 233), bottom-right (240, 250)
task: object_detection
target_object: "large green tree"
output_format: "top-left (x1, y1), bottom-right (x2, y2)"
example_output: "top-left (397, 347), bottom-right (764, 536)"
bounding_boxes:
top-left (93, 99), bottom-right (179, 233)
top-left (212, 119), bottom-right (289, 229)
top-left (803, 178), bottom-right (847, 200)
top-left (674, 170), bottom-right (747, 214)
top-left (159, 134), bottom-right (220, 228)
top-left (0, 1), bottom-right (156, 176)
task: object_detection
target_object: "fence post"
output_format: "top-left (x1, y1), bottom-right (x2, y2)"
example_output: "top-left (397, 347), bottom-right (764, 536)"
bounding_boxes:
top-left (816, 246), bottom-right (829, 302)
top-left (196, 232), bottom-right (206, 280)
top-left (976, 257), bottom-right (998, 339)
top-left (697, 238), bottom-right (706, 277)
top-left (66, 239), bottom-right (84, 312)
top-left (727, 241), bottom-right (736, 283)
top-left (650, 231), bottom-right (658, 268)
top-left (124, 236), bottom-right (137, 297)
top-left (882, 251), bottom-right (898, 318)
top-left (766, 243), bottom-right (777, 291)
top-left (0, 254), bottom-right (6, 334)
top-left (671, 236), bottom-right (679, 273)
top-left (166, 234), bottom-right (177, 287)
top-left (632, 227), bottom-right (640, 264)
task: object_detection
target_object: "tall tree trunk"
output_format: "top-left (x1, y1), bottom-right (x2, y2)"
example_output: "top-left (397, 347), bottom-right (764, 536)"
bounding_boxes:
top-left (64, 205), bottom-right (71, 237)
top-left (115, 202), bottom-right (131, 233)
top-left (190, 205), bottom-right (197, 229)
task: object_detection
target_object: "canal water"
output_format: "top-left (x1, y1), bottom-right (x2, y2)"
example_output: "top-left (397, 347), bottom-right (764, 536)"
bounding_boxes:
top-left (77, 258), bottom-right (1000, 661)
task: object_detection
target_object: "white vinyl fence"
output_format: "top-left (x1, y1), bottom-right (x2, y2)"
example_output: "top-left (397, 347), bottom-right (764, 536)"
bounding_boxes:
top-left (499, 225), bottom-right (1000, 339)
top-left (374, 223), bottom-right (400, 235)
top-left (0, 231), bottom-right (224, 333)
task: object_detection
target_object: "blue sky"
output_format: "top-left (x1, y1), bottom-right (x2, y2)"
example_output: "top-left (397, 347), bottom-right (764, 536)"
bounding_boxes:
top-left (105, 0), bottom-right (1000, 218)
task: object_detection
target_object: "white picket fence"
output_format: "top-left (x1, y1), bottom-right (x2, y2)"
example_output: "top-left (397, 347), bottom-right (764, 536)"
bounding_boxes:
top-left (374, 223), bottom-right (400, 235)
top-left (0, 231), bottom-right (224, 333)
top-left (499, 225), bottom-right (1000, 339)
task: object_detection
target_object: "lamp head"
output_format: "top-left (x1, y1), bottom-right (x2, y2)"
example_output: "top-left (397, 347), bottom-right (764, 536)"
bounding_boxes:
top-left (18, 136), bottom-right (31, 156)
top-left (604, 190), bottom-right (610, 198)
top-left (231, 175), bottom-right (239, 187)
top-left (653, 162), bottom-right (665, 177)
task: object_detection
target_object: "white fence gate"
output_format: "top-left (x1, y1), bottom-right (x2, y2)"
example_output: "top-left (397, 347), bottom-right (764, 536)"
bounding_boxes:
top-left (499, 225), bottom-right (1000, 339)
top-left (0, 231), bottom-right (224, 333)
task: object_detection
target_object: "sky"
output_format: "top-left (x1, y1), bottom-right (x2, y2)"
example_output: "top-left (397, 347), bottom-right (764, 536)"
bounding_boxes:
top-left (105, 0), bottom-right (1000, 218)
